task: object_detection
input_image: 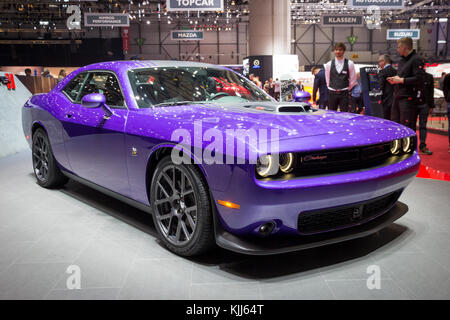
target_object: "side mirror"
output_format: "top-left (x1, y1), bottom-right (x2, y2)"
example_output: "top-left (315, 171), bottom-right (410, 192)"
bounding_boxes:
top-left (81, 93), bottom-right (114, 118)
top-left (81, 93), bottom-right (106, 108)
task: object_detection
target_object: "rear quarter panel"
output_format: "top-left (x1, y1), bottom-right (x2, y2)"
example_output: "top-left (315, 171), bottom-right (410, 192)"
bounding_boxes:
top-left (23, 92), bottom-right (71, 171)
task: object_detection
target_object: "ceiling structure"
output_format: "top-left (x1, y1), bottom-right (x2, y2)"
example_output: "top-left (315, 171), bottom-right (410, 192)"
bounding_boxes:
top-left (0, 0), bottom-right (448, 33)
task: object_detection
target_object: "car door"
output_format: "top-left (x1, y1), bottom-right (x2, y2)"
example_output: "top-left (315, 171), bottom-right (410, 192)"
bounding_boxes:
top-left (61, 70), bottom-right (130, 195)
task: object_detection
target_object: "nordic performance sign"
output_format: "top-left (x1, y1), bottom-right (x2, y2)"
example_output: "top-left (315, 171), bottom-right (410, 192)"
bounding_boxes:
top-left (347, 0), bottom-right (404, 9)
top-left (84, 13), bottom-right (129, 27)
top-left (322, 15), bottom-right (363, 26)
top-left (171, 30), bottom-right (204, 40)
top-left (387, 29), bottom-right (420, 40)
top-left (166, 0), bottom-right (224, 11)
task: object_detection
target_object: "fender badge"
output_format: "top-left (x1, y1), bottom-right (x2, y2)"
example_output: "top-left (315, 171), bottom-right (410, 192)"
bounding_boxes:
top-left (132, 147), bottom-right (137, 156)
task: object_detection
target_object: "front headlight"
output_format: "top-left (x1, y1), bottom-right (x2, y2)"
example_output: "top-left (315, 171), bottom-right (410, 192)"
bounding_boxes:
top-left (256, 154), bottom-right (279, 177)
top-left (279, 153), bottom-right (294, 173)
top-left (402, 137), bottom-right (412, 153)
top-left (390, 139), bottom-right (401, 155)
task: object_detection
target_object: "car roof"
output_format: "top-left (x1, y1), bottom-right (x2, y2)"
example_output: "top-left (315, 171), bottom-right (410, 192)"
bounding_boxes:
top-left (82, 60), bottom-right (228, 74)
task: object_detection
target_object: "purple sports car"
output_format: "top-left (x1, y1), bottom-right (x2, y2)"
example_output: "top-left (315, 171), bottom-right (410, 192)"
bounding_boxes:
top-left (22, 60), bottom-right (420, 256)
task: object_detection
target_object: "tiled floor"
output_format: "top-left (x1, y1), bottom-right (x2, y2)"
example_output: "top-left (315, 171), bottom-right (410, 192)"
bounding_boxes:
top-left (0, 150), bottom-right (449, 300)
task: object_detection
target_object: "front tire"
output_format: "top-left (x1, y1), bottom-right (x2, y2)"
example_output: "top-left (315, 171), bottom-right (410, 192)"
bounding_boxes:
top-left (150, 156), bottom-right (215, 256)
top-left (32, 128), bottom-right (68, 188)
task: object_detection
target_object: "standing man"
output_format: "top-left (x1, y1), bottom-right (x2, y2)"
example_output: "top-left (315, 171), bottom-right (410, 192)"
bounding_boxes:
top-left (350, 73), bottom-right (363, 114)
top-left (388, 37), bottom-right (424, 130)
top-left (324, 42), bottom-right (357, 112)
top-left (377, 54), bottom-right (397, 120)
top-left (412, 70), bottom-right (434, 155)
top-left (439, 72), bottom-right (446, 91)
top-left (443, 72), bottom-right (450, 152)
top-left (312, 66), bottom-right (328, 109)
top-left (273, 78), bottom-right (281, 101)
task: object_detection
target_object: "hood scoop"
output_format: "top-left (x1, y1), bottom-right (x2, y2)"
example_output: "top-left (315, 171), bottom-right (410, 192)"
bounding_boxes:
top-left (277, 103), bottom-right (312, 113)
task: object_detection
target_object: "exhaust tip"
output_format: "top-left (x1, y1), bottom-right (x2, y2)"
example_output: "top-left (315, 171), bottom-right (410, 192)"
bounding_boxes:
top-left (258, 221), bottom-right (275, 236)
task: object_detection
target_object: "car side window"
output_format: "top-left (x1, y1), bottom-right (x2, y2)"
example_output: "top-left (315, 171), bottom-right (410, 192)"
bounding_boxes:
top-left (78, 72), bottom-right (125, 108)
top-left (62, 72), bottom-right (87, 101)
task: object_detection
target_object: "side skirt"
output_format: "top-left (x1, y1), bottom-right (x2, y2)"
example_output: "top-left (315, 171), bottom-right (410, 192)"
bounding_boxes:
top-left (61, 170), bottom-right (153, 215)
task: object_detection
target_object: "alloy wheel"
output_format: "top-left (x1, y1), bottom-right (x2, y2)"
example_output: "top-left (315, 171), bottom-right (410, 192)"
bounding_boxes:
top-left (154, 165), bottom-right (198, 246)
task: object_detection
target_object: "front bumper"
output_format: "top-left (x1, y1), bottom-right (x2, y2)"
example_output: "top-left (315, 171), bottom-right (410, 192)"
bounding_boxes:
top-left (210, 152), bottom-right (420, 236)
top-left (214, 201), bottom-right (409, 255)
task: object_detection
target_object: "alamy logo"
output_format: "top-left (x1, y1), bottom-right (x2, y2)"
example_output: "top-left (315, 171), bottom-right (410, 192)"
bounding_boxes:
top-left (66, 265), bottom-right (81, 289)
top-left (170, 119), bottom-right (280, 165)
top-left (366, 265), bottom-right (381, 290)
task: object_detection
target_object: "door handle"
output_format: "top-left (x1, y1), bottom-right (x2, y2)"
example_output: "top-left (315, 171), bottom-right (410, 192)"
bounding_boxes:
top-left (65, 114), bottom-right (72, 118)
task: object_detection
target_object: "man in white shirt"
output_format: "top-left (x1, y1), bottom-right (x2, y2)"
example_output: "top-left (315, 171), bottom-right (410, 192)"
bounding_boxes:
top-left (324, 42), bottom-right (357, 112)
top-left (273, 78), bottom-right (281, 101)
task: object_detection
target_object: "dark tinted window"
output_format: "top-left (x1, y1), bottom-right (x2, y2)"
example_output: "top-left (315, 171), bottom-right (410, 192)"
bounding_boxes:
top-left (78, 72), bottom-right (125, 107)
top-left (62, 72), bottom-right (87, 101)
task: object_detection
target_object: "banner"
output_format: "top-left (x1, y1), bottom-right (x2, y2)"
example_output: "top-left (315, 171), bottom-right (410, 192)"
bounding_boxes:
top-left (387, 29), bottom-right (420, 40)
top-left (122, 27), bottom-right (129, 53)
top-left (166, 0), bottom-right (224, 12)
top-left (347, 0), bottom-right (404, 9)
top-left (84, 13), bottom-right (129, 27)
top-left (322, 15), bottom-right (363, 27)
top-left (171, 30), bottom-right (204, 40)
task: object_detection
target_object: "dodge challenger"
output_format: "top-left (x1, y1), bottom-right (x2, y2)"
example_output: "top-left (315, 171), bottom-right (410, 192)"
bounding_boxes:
top-left (22, 60), bottom-right (420, 256)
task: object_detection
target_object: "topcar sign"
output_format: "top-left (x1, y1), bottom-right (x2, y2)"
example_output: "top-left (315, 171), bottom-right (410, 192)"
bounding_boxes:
top-left (166, 0), bottom-right (224, 11)
top-left (84, 13), bottom-right (129, 27)
top-left (171, 30), bottom-right (204, 40)
top-left (347, 0), bottom-right (404, 9)
top-left (322, 15), bottom-right (363, 26)
top-left (387, 29), bottom-right (420, 40)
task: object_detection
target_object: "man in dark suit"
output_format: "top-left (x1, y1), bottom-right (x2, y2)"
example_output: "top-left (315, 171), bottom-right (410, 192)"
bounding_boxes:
top-left (443, 72), bottom-right (450, 152)
top-left (412, 71), bottom-right (434, 155)
top-left (312, 66), bottom-right (328, 109)
top-left (377, 54), bottom-right (397, 120)
top-left (388, 37), bottom-right (425, 130)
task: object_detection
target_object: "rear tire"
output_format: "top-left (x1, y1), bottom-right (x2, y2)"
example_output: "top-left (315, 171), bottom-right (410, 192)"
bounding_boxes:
top-left (150, 156), bottom-right (215, 256)
top-left (32, 128), bottom-right (68, 188)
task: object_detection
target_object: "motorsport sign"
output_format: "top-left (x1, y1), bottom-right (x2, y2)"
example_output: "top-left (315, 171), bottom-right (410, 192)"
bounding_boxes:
top-left (171, 30), bottom-right (204, 40)
top-left (322, 15), bottom-right (363, 27)
top-left (84, 13), bottom-right (129, 27)
top-left (347, 0), bottom-right (404, 9)
top-left (387, 29), bottom-right (420, 40)
top-left (166, 0), bottom-right (224, 12)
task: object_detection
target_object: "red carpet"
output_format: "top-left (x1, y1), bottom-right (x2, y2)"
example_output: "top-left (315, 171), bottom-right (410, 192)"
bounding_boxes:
top-left (415, 132), bottom-right (450, 182)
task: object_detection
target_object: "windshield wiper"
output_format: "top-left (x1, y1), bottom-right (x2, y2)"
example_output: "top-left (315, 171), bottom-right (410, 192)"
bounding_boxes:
top-left (152, 100), bottom-right (205, 107)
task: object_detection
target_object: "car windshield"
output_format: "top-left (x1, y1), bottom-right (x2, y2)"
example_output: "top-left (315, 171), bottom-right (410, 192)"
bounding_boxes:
top-left (128, 66), bottom-right (273, 108)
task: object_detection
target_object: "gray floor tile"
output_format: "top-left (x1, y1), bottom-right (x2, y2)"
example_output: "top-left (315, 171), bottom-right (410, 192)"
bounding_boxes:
top-left (326, 279), bottom-right (410, 300)
top-left (0, 262), bottom-right (67, 299)
top-left (46, 288), bottom-right (120, 300)
top-left (53, 238), bottom-right (140, 289)
top-left (190, 282), bottom-right (262, 300)
top-left (118, 259), bottom-right (193, 299)
top-left (260, 275), bottom-right (334, 300)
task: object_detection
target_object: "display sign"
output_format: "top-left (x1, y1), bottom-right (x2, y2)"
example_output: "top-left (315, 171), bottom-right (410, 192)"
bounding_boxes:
top-left (347, 0), bottom-right (404, 9)
top-left (322, 15), bottom-right (363, 27)
top-left (84, 13), bottom-right (129, 27)
top-left (171, 30), bottom-right (204, 40)
top-left (387, 29), bottom-right (420, 40)
top-left (166, 0), bottom-right (224, 12)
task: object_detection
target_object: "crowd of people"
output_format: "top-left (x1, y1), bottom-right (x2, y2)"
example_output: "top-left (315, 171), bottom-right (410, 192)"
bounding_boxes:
top-left (24, 68), bottom-right (67, 82)
top-left (311, 39), bottom-right (448, 155)
top-left (248, 74), bottom-right (281, 100)
top-left (246, 38), bottom-right (449, 154)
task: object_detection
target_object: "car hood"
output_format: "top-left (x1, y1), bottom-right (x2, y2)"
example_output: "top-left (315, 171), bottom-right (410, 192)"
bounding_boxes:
top-left (147, 101), bottom-right (410, 136)
top-left (130, 101), bottom-right (414, 155)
